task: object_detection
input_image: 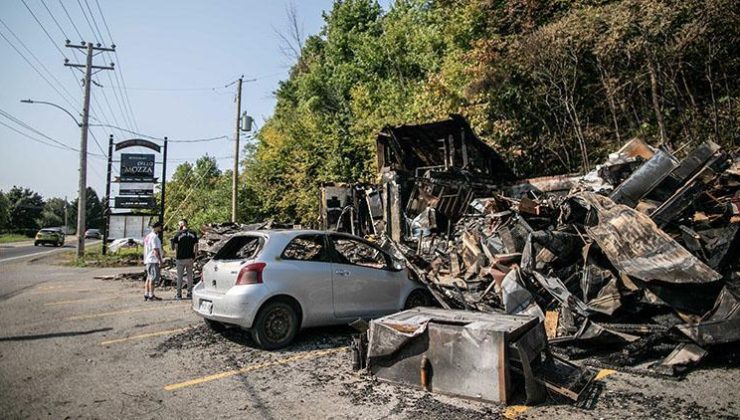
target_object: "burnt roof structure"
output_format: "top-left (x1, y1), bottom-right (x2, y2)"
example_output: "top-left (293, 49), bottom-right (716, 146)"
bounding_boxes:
top-left (375, 114), bottom-right (514, 180)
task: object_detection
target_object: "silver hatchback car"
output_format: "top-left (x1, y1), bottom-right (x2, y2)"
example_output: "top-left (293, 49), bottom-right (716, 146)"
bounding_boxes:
top-left (191, 230), bottom-right (432, 349)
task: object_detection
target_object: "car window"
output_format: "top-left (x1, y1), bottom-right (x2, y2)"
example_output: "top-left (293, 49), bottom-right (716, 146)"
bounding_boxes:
top-left (281, 235), bottom-right (328, 262)
top-left (331, 236), bottom-right (388, 270)
top-left (214, 236), bottom-right (263, 260)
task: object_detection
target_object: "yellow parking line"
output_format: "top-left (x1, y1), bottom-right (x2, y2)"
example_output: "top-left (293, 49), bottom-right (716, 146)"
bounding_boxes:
top-left (503, 405), bottom-right (530, 419)
top-left (595, 368), bottom-right (617, 380)
top-left (99, 327), bottom-right (192, 346)
top-left (45, 296), bottom-right (117, 306)
top-left (37, 284), bottom-right (87, 290)
top-left (65, 304), bottom-right (188, 321)
top-left (164, 347), bottom-right (345, 391)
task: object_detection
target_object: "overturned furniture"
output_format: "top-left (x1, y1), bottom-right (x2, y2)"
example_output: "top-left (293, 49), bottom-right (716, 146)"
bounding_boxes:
top-left (365, 307), bottom-right (595, 404)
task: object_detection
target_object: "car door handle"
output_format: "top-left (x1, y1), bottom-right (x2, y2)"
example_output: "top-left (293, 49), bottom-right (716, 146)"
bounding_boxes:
top-left (334, 270), bottom-right (350, 276)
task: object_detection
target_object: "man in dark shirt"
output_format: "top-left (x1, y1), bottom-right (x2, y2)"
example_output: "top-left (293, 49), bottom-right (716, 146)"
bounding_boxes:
top-left (171, 219), bottom-right (198, 299)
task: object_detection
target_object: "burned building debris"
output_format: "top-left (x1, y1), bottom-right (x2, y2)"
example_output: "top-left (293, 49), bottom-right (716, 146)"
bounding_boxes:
top-left (369, 132), bottom-right (738, 380)
top-left (320, 115), bottom-right (738, 404)
top-left (320, 115), bottom-right (514, 241)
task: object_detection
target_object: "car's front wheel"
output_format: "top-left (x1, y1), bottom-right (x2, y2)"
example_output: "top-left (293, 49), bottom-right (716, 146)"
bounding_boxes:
top-left (404, 289), bottom-right (434, 309)
top-left (34, 241), bottom-right (39, 246)
top-left (251, 301), bottom-right (298, 350)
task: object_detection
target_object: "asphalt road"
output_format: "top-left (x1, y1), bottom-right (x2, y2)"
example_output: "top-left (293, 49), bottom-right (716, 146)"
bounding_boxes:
top-left (0, 238), bottom-right (100, 264)
top-left (0, 257), bottom-right (738, 419)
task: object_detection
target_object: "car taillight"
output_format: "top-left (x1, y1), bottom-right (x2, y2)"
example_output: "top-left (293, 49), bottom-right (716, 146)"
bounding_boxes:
top-left (235, 262), bottom-right (266, 285)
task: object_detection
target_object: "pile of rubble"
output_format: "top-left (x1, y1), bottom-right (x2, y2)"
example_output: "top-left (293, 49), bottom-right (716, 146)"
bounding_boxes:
top-left (393, 139), bottom-right (739, 377)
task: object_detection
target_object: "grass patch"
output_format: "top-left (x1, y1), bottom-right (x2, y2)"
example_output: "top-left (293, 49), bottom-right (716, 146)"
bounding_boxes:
top-left (67, 245), bottom-right (143, 267)
top-left (0, 234), bottom-right (32, 244)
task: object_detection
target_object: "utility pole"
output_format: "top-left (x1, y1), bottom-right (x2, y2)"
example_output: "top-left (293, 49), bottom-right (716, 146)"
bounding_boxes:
top-left (64, 196), bottom-right (68, 233)
top-left (231, 76), bottom-right (243, 223)
top-left (102, 135), bottom-right (113, 255)
top-left (64, 41), bottom-right (115, 257)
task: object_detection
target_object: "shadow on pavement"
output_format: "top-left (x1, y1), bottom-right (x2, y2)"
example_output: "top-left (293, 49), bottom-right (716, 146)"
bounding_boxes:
top-left (0, 327), bottom-right (113, 342)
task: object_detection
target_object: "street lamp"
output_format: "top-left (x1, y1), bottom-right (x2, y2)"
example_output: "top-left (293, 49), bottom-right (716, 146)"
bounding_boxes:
top-left (20, 99), bottom-right (86, 257)
top-left (20, 99), bottom-right (81, 126)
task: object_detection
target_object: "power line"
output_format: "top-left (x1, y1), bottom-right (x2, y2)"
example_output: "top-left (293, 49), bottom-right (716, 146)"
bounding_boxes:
top-left (92, 0), bottom-right (140, 132)
top-left (75, 0), bottom-right (138, 133)
top-left (87, 123), bottom-right (230, 143)
top-left (74, 0), bottom-right (132, 132)
top-left (0, 120), bottom-right (73, 152)
top-left (39, 0), bottom-right (69, 41)
top-left (0, 109), bottom-right (104, 158)
top-left (165, 158), bottom-right (220, 225)
top-left (58, 0), bottom-right (84, 42)
top-left (0, 108), bottom-right (78, 152)
top-left (101, 73), bottom-right (283, 92)
top-left (20, 0), bottom-right (68, 58)
top-left (0, 27), bottom-right (78, 111)
top-left (82, 0), bottom-right (104, 43)
top-left (91, 89), bottom-right (127, 140)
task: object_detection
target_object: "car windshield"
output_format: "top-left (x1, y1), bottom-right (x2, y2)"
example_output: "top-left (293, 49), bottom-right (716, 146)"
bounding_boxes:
top-left (40, 229), bottom-right (57, 233)
top-left (213, 235), bottom-right (263, 260)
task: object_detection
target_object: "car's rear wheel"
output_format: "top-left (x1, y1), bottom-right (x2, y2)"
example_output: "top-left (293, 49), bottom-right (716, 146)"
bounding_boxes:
top-left (204, 318), bottom-right (227, 333)
top-left (251, 301), bottom-right (298, 350)
top-left (34, 241), bottom-right (39, 246)
top-left (404, 289), bottom-right (434, 309)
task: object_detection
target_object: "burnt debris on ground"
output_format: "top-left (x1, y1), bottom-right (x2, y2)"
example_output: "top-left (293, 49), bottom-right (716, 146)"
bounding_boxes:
top-left (325, 116), bottom-right (738, 381)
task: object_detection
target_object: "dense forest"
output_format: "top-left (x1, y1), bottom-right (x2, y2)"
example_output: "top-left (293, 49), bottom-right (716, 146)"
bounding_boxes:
top-left (165, 0), bottom-right (739, 229)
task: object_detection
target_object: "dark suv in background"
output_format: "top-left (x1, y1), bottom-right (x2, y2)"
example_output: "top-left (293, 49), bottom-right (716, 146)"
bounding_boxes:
top-left (85, 229), bottom-right (102, 239)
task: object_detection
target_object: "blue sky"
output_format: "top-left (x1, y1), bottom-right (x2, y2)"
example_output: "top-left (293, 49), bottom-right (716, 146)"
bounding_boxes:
top-left (0, 0), bottom-right (391, 200)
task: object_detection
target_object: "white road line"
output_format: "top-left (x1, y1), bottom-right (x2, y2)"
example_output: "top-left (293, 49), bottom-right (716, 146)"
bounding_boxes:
top-left (0, 240), bottom-right (101, 264)
top-left (0, 247), bottom-right (68, 264)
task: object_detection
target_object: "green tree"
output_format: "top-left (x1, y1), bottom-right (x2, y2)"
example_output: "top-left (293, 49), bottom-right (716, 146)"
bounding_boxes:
top-left (6, 186), bottom-right (44, 231)
top-left (39, 197), bottom-right (67, 228)
top-left (163, 155), bottom-right (227, 232)
top-left (241, 0), bottom-right (740, 227)
top-left (0, 191), bottom-right (10, 231)
top-left (68, 188), bottom-right (104, 231)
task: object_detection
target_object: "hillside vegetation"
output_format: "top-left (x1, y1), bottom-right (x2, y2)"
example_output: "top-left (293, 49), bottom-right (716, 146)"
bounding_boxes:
top-left (166, 0), bottom-right (739, 228)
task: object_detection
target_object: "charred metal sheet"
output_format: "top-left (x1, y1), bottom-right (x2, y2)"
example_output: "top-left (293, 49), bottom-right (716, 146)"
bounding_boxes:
top-left (677, 285), bottom-right (740, 345)
top-left (651, 152), bottom-right (731, 226)
top-left (579, 192), bottom-right (721, 284)
top-left (648, 141), bottom-right (721, 202)
top-left (609, 149), bottom-right (679, 208)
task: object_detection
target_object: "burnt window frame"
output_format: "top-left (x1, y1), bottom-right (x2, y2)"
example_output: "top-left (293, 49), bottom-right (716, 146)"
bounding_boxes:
top-left (280, 234), bottom-right (331, 263)
top-left (327, 234), bottom-right (396, 271)
top-left (213, 234), bottom-right (265, 261)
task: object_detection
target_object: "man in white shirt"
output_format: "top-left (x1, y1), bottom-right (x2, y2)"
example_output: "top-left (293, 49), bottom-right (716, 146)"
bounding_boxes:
top-left (143, 221), bottom-right (164, 301)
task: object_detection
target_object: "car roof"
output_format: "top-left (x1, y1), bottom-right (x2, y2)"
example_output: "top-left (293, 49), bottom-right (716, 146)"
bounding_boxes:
top-left (233, 229), bottom-right (369, 239)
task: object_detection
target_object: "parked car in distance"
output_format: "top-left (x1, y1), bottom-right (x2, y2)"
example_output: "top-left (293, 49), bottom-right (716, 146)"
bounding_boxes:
top-left (85, 229), bottom-right (102, 239)
top-left (34, 228), bottom-right (65, 247)
top-left (192, 230), bottom-right (434, 349)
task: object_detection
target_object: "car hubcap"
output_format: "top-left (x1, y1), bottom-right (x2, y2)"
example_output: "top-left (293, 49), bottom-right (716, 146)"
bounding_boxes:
top-left (265, 308), bottom-right (291, 342)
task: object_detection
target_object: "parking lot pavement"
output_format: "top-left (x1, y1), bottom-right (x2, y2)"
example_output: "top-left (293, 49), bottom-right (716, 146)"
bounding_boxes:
top-left (1, 260), bottom-right (739, 419)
